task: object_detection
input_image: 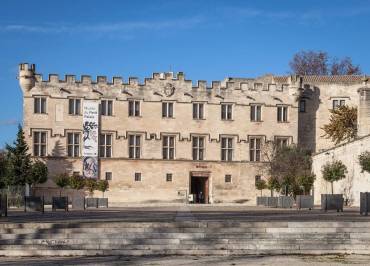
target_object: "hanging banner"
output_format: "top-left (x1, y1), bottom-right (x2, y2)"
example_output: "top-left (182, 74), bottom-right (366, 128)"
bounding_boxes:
top-left (82, 101), bottom-right (99, 179)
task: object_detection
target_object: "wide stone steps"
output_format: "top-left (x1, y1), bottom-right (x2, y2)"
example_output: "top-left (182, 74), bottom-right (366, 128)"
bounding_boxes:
top-left (1, 221), bottom-right (370, 256)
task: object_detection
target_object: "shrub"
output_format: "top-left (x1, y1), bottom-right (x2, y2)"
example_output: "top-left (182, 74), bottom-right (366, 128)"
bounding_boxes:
top-left (321, 160), bottom-right (347, 194)
top-left (55, 173), bottom-right (70, 196)
top-left (359, 151), bottom-right (370, 173)
top-left (85, 178), bottom-right (97, 197)
top-left (255, 179), bottom-right (267, 197)
top-left (267, 176), bottom-right (281, 196)
top-left (97, 180), bottom-right (109, 198)
top-left (69, 175), bottom-right (85, 190)
top-left (297, 174), bottom-right (316, 195)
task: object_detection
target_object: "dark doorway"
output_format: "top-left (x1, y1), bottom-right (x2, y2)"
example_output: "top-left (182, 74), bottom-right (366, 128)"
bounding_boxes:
top-left (190, 176), bottom-right (209, 204)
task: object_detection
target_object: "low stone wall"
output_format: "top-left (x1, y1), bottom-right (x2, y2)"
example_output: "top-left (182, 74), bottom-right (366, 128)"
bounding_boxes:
top-left (312, 135), bottom-right (370, 207)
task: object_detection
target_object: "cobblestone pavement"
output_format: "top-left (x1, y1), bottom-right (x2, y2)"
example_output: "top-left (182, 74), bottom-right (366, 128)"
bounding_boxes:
top-left (0, 255), bottom-right (370, 266)
top-left (1, 205), bottom-right (368, 223)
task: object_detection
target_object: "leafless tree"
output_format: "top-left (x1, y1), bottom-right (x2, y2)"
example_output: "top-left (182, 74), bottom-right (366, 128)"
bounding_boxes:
top-left (331, 57), bottom-right (361, 75)
top-left (290, 51), bottom-right (329, 75)
top-left (290, 50), bottom-right (361, 75)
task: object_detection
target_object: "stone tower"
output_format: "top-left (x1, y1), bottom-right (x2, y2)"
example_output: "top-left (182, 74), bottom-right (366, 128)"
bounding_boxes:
top-left (18, 63), bottom-right (36, 91)
top-left (357, 78), bottom-right (370, 137)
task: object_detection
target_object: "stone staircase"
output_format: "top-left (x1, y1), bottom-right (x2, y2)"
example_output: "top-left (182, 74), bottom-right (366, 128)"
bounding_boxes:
top-left (0, 221), bottom-right (370, 256)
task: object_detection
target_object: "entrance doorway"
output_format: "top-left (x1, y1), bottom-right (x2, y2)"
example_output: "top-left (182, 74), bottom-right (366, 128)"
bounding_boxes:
top-left (190, 175), bottom-right (209, 204)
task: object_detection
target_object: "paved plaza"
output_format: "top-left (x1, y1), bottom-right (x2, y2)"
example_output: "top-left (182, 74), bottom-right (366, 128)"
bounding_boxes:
top-left (0, 205), bottom-right (368, 224)
top-left (0, 254), bottom-right (370, 266)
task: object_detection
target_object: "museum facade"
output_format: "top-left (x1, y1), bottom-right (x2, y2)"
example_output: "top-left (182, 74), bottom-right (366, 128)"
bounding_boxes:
top-left (18, 63), bottom-right (369, 205)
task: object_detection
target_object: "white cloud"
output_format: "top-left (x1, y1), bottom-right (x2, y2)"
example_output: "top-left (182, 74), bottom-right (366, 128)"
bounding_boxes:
top-left (0, 17), bottom-right (204, 34)
top-left (0, 119), bottom-right (18, 126)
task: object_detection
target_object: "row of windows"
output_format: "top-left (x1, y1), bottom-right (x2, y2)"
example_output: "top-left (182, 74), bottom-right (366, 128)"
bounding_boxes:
top-left (34, 97), bottom-right (348, 118)
top-left (103, 171), bottom-right (244, 184)
top-left (33, 132), bottom-right (289, 161)
top-left (34, 98), bottom-right (291, 122)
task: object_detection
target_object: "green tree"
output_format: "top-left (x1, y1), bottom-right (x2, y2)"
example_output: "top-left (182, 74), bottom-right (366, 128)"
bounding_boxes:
top-left (85, 178), bottom-right (97, 197)
top-left (267, 176), bottom-right (281, 196)
top-left (358, 151), bottom-right (370, 173)
top-left (28, 160), bottom-right (48, 195)
top-left (255, 179), bottom-right (267, 197)
top-left (0, 151), bottom-right (8, 189)
top-left (5, 125), bottom-right (32, 186)
top-left (322, 105), bottom-right (357, 144)
top-left (55, 173), bottom-right (70, 197)
top-left (269, 145), bottom-right (313, 196)
top-left (97, 180), bottom-right (109, 198)
top-left (321, 160), bottom-right (347, 194)
top-left (297, 174), bottom-right (316, 195)
top-left (69, 174), bottom-right (85, 190)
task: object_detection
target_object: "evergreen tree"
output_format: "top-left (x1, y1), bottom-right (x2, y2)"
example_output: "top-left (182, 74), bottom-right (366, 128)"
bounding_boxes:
top-left (5, 125), bottom-right (32, 186)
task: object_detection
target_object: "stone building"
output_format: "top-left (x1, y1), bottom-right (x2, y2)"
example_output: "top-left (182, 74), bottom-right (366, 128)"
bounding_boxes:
top-left (18, 63), bottom-right (370, 205)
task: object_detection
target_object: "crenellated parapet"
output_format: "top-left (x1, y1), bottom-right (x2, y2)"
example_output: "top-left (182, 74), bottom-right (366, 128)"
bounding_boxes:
top-left (19, 63), bottom-right (307, 94)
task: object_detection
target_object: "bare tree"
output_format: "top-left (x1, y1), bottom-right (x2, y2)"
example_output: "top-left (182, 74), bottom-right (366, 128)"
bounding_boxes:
top-left (331, 57), bottom-right (361, 75)
top-left (290, 50), bottom-right (361, 75)
top-left (290, 50), bottom-right (329, 75)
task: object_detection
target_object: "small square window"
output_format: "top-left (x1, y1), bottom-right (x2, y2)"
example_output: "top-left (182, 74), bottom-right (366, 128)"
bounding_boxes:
top-left (135, 172), bottom-right (141, 182)
top-left (166, 173), bottom-right (172, 182)
top-left (105, 172), bottom-right (112, 181)
top-left (225, 174), bottom-right (232, 183)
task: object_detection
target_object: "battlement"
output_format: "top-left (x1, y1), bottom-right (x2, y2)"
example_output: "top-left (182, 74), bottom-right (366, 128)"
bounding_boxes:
top-left (20, 63), bottom-right (368, 95)
top-left (18, 63), bottom-right (308, 93)
top-left (19, 63), bottom-right (35, 72)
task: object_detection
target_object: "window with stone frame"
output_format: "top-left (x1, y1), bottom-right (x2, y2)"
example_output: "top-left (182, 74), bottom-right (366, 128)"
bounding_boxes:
top-left (249, 137), bottom-right (262, 162)
top-left (277, 105), bottom-right (288, 122)
top-left (33, 131), bottom-right (47, 157)
top-left (192, 136), bottom-right (205, 160)
top-left (162, 135), bottom-right (175, 160)
top-left (275, 137), bottom-right (289, 149)
top-left (134, 172), bottom-right (141, 182)
top-left (166, 173), bottom-right (172, 182)
top-left (128, 134), bottom-right (141, 159)
top-left (105, 172), bottom-right (112, 181)
top-left (67, 132), bottom-right (80, 157)
top-left (68, 98), bottom-right (81, 115)
top-left (99, 134), bottom-right (112, 158)
top-left (193, 103), bottom-right (204, 119)
top-left (162, 102), bottom-right (174, 118)
top-left (332, 99), bottom-right (346, 109)
top-left (101, 100), bottom-right (113, 116)
top-left (250, 104), bottom-right (262, 122)
top-left (225, 174), bottom-right (232, 183)
top-left (221, 104), bottom-right (233, 120)
top-left (221, 137), bottom-right (233, 161)
top-left (34, 97), bottom-right (47, 114)
top-left (128, 100), bottom-right (140, 117)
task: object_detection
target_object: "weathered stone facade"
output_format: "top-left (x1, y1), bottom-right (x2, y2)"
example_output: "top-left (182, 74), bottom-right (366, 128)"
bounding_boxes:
top-left (18, 63), bottom-right (370, 205)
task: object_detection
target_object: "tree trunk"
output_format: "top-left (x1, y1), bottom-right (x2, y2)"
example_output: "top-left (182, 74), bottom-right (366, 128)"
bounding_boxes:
top-left (331, 182), bottom-right (334, 194)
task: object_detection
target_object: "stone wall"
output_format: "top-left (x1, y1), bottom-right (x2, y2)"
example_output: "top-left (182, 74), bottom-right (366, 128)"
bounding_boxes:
top-left (312, 135), bottom-right (370, 206)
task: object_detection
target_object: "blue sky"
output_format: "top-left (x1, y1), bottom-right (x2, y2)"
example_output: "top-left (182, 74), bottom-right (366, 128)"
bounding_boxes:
top-left (1, 0), bottom-right (370, 147)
